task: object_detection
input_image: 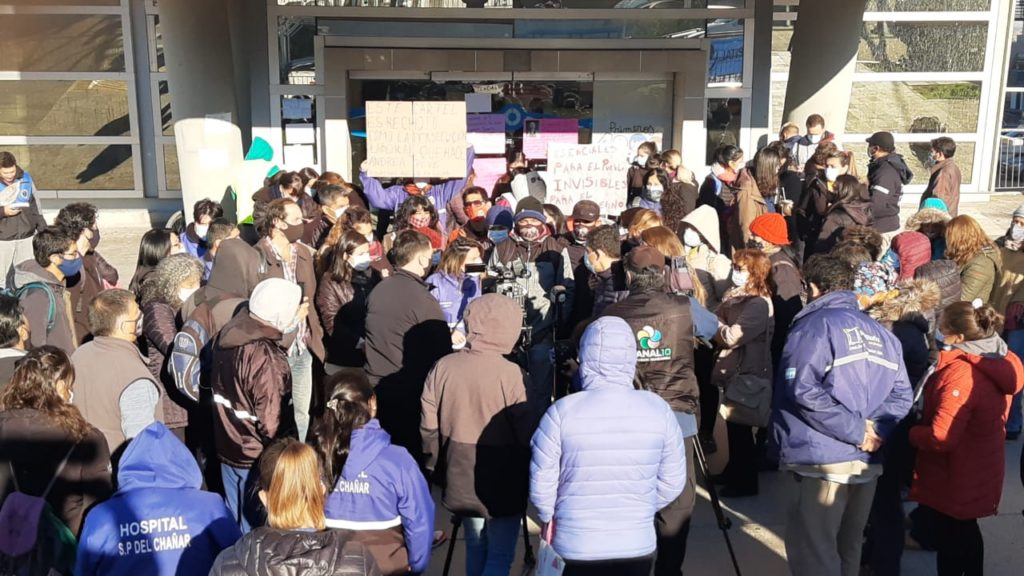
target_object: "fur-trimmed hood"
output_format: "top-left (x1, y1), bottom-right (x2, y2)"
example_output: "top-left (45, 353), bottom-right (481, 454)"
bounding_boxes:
top-left (905, 208), bottom-right (950, 233)
top-left (868, 278), bottom-right (940, 325)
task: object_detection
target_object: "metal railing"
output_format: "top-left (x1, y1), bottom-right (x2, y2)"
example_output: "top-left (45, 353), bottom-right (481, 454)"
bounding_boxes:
top-left (996, 129), bottom-right (1024, 191)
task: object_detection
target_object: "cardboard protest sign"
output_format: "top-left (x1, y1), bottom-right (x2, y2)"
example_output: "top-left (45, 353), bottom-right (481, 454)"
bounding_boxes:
top-left (365, 101), bottom-right (414, 176)
top-left (592, 131), bottom-right (664, 164)
top-left (544, 142), bottom-right (629, 217)
top-left (413, 101), bottom-right (467, 178)
top-left (523, 118), bottom-right (579, 159)
top-left (467, 114), bottom-right (506, 155)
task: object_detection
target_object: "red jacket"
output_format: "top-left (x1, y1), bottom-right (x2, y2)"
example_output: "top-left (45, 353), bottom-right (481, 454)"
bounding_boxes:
top-left (910, 346), bottom-right (1024, 520)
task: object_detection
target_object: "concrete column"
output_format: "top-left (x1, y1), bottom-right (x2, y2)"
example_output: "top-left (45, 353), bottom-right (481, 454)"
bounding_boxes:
top-left (128, 0), bottom-right (158, 198)
top-left (160, 0), bottom-right (242, 220)
top-left (750, 0), bottom-right (773, 150)
top-left (782, 0), bottom-right (867, 138)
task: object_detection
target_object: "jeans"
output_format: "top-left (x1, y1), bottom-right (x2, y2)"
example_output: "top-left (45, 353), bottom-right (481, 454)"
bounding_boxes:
top-left (221, 463), bottom-right (263, 533)
top-left (1005, 329), bottom-right (1024, 434)
top-left (462, 516), bottom-right (521, 576)
top-left (289, 347), bottom-right (313, 442)
top-left (527, 341), bottom-right (554, 418)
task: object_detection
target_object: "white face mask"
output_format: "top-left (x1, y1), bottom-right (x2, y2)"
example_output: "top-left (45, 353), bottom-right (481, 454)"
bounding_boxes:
top-left (364, 232), bottom-right (375, 244)
top-left (635, 154), bottom-right (649, 166)
top-left (1012, 224), bottom-right (1024, 243)
top-left (178, 286), bottom-right (199, 303)
top-left (414, 181), bottom-right (429, 190)
top-left (194, 223), bottom-right (209, 240)
top-left (683, 228), bottom-right (702, 248)
top-left (825, 166), bottom-right (841, 182)
top-left (350, 253), bottom-right (372, 271)
top-left (731, 268), bottom-right (749, 288)
top-left (808, 133), bottom-right (822, 144)
top-left (333, 206), bottom-right (347, 219)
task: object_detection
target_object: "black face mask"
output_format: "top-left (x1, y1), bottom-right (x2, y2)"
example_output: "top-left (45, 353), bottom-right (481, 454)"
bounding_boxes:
top-left (282, 221), bottom-right (305, 244)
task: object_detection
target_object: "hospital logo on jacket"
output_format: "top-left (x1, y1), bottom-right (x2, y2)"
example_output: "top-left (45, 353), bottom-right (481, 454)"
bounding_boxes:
top-left (637, 325), bottom-right (672, 361)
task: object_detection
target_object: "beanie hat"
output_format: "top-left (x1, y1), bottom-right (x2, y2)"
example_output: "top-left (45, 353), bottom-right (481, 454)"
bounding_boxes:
top-left (249, 278), bottom-right (302, 332)
top-left (920, 198), bottom-right (948, 213)
top-left (514, 196), bottom-right (547, 224)
top-left (890, 231), bottom-right (932, 281)
top-left (749, 213), bottom-right (790, 246)
top-left (485, 205), bottom-right (513, 229)
top-left (1014, 204), bottom-right (1024, 220)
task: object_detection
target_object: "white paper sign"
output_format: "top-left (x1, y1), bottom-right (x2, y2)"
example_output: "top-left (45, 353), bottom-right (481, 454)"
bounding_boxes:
top-left (284, 144), bottom-right (316, 170)
top-left (544, 142), bottom-right (630, 216)
top-left (285, 123), bottom-right (316, 145)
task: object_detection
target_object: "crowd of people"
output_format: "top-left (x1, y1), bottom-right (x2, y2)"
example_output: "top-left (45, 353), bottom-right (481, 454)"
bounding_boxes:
top-left (0, 111), bottom-right (1020, 576)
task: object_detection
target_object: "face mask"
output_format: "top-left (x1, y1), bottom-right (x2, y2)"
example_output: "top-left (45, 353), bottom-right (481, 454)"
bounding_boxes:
top-left (583, 252), bottom-right (596, 274)
top-left (731, 268), bottom-right (749, 288)
top-left (282, 221), bottom-right (304, 244)
top-left (89, 228), bottom-right (100, 251)
top-left (1012, 224), bottom-right (1024, 243)
top-left (350, 253), bottom-right (372, 271)
top-left (746, 237), bottom-right (765, 250)
top-left (364, 232), bottom-right (375, 244)
top-left (644, 186), bottom-right (664, 202)
top-left (466, 203), bottom-right (488, 221)
top-left (808, 133), bottom-right (822, 144)
top-left (57, 256), bottom-right (83, 278)
top-left (683, 228), bottom-right (702, 248)
top-left (934, 328), bottom-right (948, 348)
top-left (178, 286), bottom-right (198, 303)
top-left (430, 251), bottom-right (442, 266)
top-left (488, 229), bottom-right (509, 244)
top-left (516, 222), bottom-right (545, 242)
top-left (194, 223), bottom-right (210, 240)
top-left (573, 224), bottom-right (592, 244)
top-left (634, 154), bottom-right (649, 166)
top-left (333, 206), bottom-right (347, 220)
top-left (414, 181), bottom-right (429, 190)
top-left (825, 166), bottom-right (841, 182)
top-left (409, 213), bottom-right (432, 229)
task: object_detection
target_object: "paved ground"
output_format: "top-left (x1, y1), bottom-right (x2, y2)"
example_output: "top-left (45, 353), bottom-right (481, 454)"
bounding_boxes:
top-left (95, 193), bottom-right (1024, 576)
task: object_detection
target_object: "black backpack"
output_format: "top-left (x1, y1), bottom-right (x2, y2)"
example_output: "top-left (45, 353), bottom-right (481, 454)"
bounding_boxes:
top-left (169, 296), bottom-right (244, 403)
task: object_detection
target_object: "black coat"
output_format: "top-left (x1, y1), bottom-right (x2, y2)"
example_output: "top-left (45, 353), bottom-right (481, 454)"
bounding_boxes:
top-left (210, 528), bottom-right (381, 576)
top-left (867, 153), bottom-right (914, 234)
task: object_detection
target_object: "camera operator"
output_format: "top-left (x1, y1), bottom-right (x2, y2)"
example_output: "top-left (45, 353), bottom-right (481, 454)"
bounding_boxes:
top-left (601, 245), bottom-right (718, 576)
top-left (488, 197), bottom-right (574, 417)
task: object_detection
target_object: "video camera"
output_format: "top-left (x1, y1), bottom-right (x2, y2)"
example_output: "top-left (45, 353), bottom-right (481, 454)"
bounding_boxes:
top-left (487, 259), bottom-right (532, 350)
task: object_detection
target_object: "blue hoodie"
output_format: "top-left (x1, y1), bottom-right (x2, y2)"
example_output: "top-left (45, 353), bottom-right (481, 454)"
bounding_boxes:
top-left (323, 419), bottom-right (434, 574)
top-left (75, 422), bottom-right (241, 576)
top-left (530, 316), bottom-right (686, 562)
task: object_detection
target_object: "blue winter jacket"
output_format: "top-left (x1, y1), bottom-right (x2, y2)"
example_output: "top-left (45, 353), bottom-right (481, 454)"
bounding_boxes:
top-left (530, 316), bottom-right (686, 562)
top-left (323, 419), bottom-right (434, 574)
top-left (426, 271), bottom-right (481, 336)
top-left (772, 290), bottom-right (913, 467)
top-left (75, 422), bottom-right (241, 576)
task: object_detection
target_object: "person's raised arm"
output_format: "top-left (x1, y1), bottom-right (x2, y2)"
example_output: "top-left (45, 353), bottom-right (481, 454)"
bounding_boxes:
top-left (359, 161), bottom-right (407, 211)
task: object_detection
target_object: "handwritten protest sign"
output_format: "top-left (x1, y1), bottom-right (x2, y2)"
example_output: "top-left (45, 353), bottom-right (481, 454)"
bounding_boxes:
top-left (523, 118), bottom-right (579, 159)
top-left (471, 157), bottom-right (508, 197)
top-left (593, 131), bottom-right (664, 164)
top-left (467, 114), bottom-right (506, 155)
top-left (544, 142), bottom-right (630, 216)
top-left (365, 101), bottom-right (467, 178)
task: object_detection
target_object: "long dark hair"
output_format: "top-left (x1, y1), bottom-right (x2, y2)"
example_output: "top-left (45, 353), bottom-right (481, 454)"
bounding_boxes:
top-left (0, 346), bottom-right (89, 442)
top-left (395, 195), bottom-right (438, 230)
top-left (314, 370), bottom-right (375, 482)
top-left (752, 147), bottom-right (781, 198)
top-left (830, 174), bottom-right (866, 210)
top-left (135, 228), bottom-right (173, 269)
top-left (326, 230), bottom-right (369, 284)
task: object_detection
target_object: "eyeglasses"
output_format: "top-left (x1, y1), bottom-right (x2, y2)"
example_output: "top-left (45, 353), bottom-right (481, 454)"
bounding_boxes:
top-left (61, 251), bottom-right (80, 260)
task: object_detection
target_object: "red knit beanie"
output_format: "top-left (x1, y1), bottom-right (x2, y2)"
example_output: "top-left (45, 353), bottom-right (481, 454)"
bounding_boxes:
top-left (749, 213), bottom-right (790, 246)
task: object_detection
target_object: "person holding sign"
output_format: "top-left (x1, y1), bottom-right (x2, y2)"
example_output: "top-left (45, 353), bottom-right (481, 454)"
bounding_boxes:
top-left (360, 147), bottom-right (475, 232)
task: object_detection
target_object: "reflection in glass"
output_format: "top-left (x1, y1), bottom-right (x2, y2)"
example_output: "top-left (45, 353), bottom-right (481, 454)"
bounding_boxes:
top-left (279, 17), bottom-right (317, 85)
top-left (848, 141), bottom-right (975, 186)
top-left (159, 81), bottom-right (174, 136)
top-left (708, 20), bottom-right (743, 86)
top-left (0, 15), bottom-right (125, 72)
top-left (1004, 92), bottom-right (1024, 130)
top-left (1, 145), bottom-right (134, 190)
top-left (276, 0), bottom-right (720, 7)
top-left (846, 82), bottom-right (981, 135)
top-left (706, 98), bottom-right (741, 164)
top-left (865, 0), bottom-right (990, 10)
top-left (857, 22), bottom-right (986, 73)
top-left (164, 145), bottom-right (180, 191)
top-left (0, 81), bottom-right (130, 137)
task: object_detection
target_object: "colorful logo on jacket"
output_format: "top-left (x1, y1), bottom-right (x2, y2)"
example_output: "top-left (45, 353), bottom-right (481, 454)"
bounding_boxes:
top-left (637, 325), bottom-right (672, 361)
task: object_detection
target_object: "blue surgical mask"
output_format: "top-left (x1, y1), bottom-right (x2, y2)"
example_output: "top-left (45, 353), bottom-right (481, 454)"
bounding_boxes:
top-left (1012, 224), bottom-right (1024, 243)
top-left (934, 328), bottom-right (948, 349)
top-left (584, 252), bottom-right (596, 274)
top-left (488, 229), bottom-right (509, 244)
top-left (58, 256), bottom-right (83, 278)
top-left (731, 268), bottom-right (749, 288)
top-left (431, 251), bottom-right (442, 266)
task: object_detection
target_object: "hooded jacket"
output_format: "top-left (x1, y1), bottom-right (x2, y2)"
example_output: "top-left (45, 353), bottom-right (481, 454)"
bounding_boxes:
top-left (254, 239), bottom-right (326, 362)
top-left (181, 237), bottom-right (257, 336)
top-left (489, 234), bottom-right (575, 341)
top-left (890, 231), bottom-right (932, 281)
top-left (910, 339), bottom-right (1024, 520)
top-left (75, 422), bottom-right (241, 576)
top-left (812, 198), bottom-right (873, 258)
top-left (920, 158), bottom-right (962, 217)
top-left (867, 153), bottom-right (914, 233)
top-left (681, 206), bottom-right (733, 310)
top-left (867, 279), bottom-right (941, 385)
top-left (211, 528), bottom-right (380, 576)
top-left (992, 243), bottom-right (1024, 317)
top-left (530, 316), bottom-right (686, 562)
top-left (211, 310), bottom-right (293, 468)
top-left (959, 245), bottom-right (1000, 304)
top-left (425, 271), bottom-right (481, 336)
top-left (905, 207), bottom-right (950, 261)
top-left (0, 408), bottom-right (111, 536)
top-left (316, 268), bottom-right (380, 368)
top-left (359, 148), bottom-right (475, 232)
top-left (421, 295), bottom-right (536, 520)
top-left (772, 291), bottom-right (913, 467)
top-left (0, 169), bottom-right (46, 241)
top-left (13, 260), bottom-right (77, 355)
top-left (323, 420), bottom-right (434, 575)
top-left (67, 251), bottom-right (119, 345)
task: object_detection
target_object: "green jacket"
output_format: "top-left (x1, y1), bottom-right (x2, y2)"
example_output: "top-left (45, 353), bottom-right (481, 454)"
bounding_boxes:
top-left (960, 246), bottom-right (1001, 303)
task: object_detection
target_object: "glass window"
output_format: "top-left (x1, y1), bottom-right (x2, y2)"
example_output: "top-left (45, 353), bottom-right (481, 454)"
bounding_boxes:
top-left (706, 97), bottom-right (741, 164)
top-left (279, 17), bottom-right (316, 85)
top-left (846, 81), bottom-right (981, 134)
top-left (0, 80), bottom-right (130, 137)
top-left (847, 140), bottom-right (976, 186)
top-left (153, 16), bottom-right (166, 73)
top-left (857, 22), bottom-right (986, 73)
top-left (865, 0), bottom-right (990, 10)
top-left (0, 145), bottom-right (135, 190)
top-left (6, 0), bottom-right (121, 4)
top-left (515, 19), bottom-right (708, 39)
top-left (159, 80), bottom-right (173, 136)
top-left (164, 145), bottom-right (180, 190)
top-left (278, 0), bottom-right (730, 7)
top-left (593, 79), bottom-right (673, 147)
top-left (1004, 91), bottom-right (1024, 130)
top-left (0, 15), bottom-right (125, 73)
top-left (707, 20), bottom-right (743, 86)
top-left (1007, 21), bottom-right (1024, 88)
